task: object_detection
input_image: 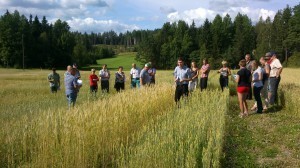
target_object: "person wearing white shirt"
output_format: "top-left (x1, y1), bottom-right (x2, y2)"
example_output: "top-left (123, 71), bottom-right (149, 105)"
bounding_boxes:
top-left (130, 63), bottom-right (141, 88)
top-left (99, 64), bottom-right (110, 93)
top-left (174, 57), bottom-right (191, 105)
top-left (251, 60), bottom-right (264, 113)
top-left (267, 51), bottom-right (283, 105)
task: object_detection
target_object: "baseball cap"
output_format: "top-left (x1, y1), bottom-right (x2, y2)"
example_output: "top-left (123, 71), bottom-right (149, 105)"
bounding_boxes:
top-left (145, 62), bottom-right (151, 67)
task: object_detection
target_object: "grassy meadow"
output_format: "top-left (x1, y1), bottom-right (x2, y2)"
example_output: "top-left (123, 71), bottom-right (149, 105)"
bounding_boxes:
top-left (86, 52), bottom-right (143, 71)
top-left (0, 67), bottom-right (299, 167)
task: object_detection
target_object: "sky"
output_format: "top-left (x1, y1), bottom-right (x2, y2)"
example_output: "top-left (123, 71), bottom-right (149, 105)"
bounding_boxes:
top-left (0, 0), bottom-right (299, 33)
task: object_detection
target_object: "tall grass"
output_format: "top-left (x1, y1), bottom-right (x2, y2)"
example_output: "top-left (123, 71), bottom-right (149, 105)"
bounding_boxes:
top-left (1, 84), bottom-right (175, 167)
top-left (117, 89), bottom-right (229, 168)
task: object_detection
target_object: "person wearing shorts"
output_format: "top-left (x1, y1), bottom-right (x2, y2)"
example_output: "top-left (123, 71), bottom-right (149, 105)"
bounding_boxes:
top-left (174, 57), bottom-right (191, 106)
top-left (89, 69), bottom-right (99, 96)
top-left (235, 59), bottom-right (251, 117)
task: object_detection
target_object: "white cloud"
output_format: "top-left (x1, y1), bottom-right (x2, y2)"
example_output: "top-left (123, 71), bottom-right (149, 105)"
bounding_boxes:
top-left (67, 17), bottom-right (140, 33)
top-left (166, 6), bottom-right (276, 26)
top-left (167, 8), bottom-right (217, 25)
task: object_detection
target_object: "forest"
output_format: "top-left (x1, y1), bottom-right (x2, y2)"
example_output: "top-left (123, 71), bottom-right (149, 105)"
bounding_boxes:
top-left (0, 4), bottom-right (299, 69)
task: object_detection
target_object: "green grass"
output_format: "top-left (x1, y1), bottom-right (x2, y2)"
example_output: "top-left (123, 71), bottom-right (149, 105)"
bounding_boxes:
top-left (87, 52), bottom-right (143, 71)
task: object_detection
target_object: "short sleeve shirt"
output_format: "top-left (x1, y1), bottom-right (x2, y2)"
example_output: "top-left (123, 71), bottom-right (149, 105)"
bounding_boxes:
top-left (99, 69), bottom-right (110, 81)
top-left (148, 68), bottom-right (156, 79)
top-left (130, 68), bottom-right (141, 79)
top-left (174, 66), bottom-right (191, 85)
top-left (48, 72), bottom-right (60, 87)
top-left (140, 68), bottom-right (150, 85)
top-left (252, 67), bottom-right (263, 87)
top-left (237, 68), bottom-right (251, 87)
top-left (64, 74), bottom-right (78, 95)
top-left (201, 64), bottom-right (210, 78)
top-left (89, 74), bottom-right (99, 86)
top-left (270, 59), bottom-right (282, 77)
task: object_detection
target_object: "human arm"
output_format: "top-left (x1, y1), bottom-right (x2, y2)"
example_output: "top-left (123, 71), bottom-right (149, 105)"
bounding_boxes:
top-left (235, 75), bottom-right (240, 83)
top-left (180, 68), bottom-right (192, 82)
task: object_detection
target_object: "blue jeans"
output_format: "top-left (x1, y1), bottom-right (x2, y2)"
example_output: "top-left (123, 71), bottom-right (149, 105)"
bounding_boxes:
top-left (131, 78), bottom-right (140, 88)
top-left (67, 93), bottom-right (77, 108)
top-left (253, 86), bottom-right (263, 113)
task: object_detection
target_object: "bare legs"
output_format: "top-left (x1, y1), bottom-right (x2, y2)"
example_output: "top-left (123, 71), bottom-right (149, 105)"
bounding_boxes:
top-left (238, 92), bottom-right (248, 117)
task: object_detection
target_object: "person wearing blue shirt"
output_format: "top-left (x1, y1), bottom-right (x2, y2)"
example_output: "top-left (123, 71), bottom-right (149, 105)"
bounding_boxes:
top-left (174, 57), bottom-right (191, 105)
top-left (64, 68), bottom-right (81, 109)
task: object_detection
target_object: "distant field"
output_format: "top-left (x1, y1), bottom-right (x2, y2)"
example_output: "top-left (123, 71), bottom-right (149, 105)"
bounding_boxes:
top-left (87, 52), bottom-right (143, 71)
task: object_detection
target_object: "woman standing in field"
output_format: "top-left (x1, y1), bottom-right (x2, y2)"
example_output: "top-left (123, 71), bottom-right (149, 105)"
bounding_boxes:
top-left (114, 66), bottom-right (126, 92)
top-left (251, 60), bottom-right (264, 114)
top-left (200, 58), bottom-right (210, 91)
top-left (218, 61), bottom-right (231, 91)
top-left (188, 61), bottom-right (199, 91)
top-left (251, 56), bottom-right (270, 111)
top-left (89, 69), bottom-right (99, 97)
top-left (235, 59), bottom-right (251, 117)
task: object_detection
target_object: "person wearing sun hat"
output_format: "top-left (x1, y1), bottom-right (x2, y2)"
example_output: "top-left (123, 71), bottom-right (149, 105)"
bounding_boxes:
top-left (140, 62), bottom-right (151, 86)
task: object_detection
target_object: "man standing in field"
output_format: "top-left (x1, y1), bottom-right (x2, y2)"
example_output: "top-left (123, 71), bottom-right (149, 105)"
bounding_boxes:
top-left (148, 62), bottom-right (156, 85)
top-left (48, 68), bottom-right (60, 93)
top-left (140, 63), bottom-right (151, 87)
top-left (130, 63), bottom-right (141, 88)
top-left (64, 65), bottom-right (72, 77)
top-left (245, 54), bottom-right (253, 100)
top-left (65, 68), bottom-right (81, 109)
top-left (267, 51), bottom-right (283, 105)
top-left (174, 57), bottom-right (191, 106)
top-left (99, 64), bottom-right (110, 93)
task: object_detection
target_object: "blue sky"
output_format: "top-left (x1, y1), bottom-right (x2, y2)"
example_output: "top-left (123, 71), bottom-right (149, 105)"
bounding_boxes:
top-left (0, 0), bottom-right (299, 33)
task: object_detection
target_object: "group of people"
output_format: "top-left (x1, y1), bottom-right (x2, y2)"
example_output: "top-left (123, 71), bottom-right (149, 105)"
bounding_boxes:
top-left (48, 52), bottom-right (282, 112)
top-left (48, 63), bottom-right (156, 108)
top-left (173, 57), bottom-right (231, 105)
top-left (235, 52), bottom-right (282, 117)
top-left (173, 51), bottom-right (283, 114)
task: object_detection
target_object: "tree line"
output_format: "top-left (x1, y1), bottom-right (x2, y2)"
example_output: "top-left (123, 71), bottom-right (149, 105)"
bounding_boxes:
top-left (0, 3), bottom-right (300, 69)
top-left (136, 4), bottom-right (300, 69)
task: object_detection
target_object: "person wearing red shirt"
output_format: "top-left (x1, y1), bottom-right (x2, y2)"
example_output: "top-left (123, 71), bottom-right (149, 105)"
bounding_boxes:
top-left (89, 69), bottom-right (99, 96)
